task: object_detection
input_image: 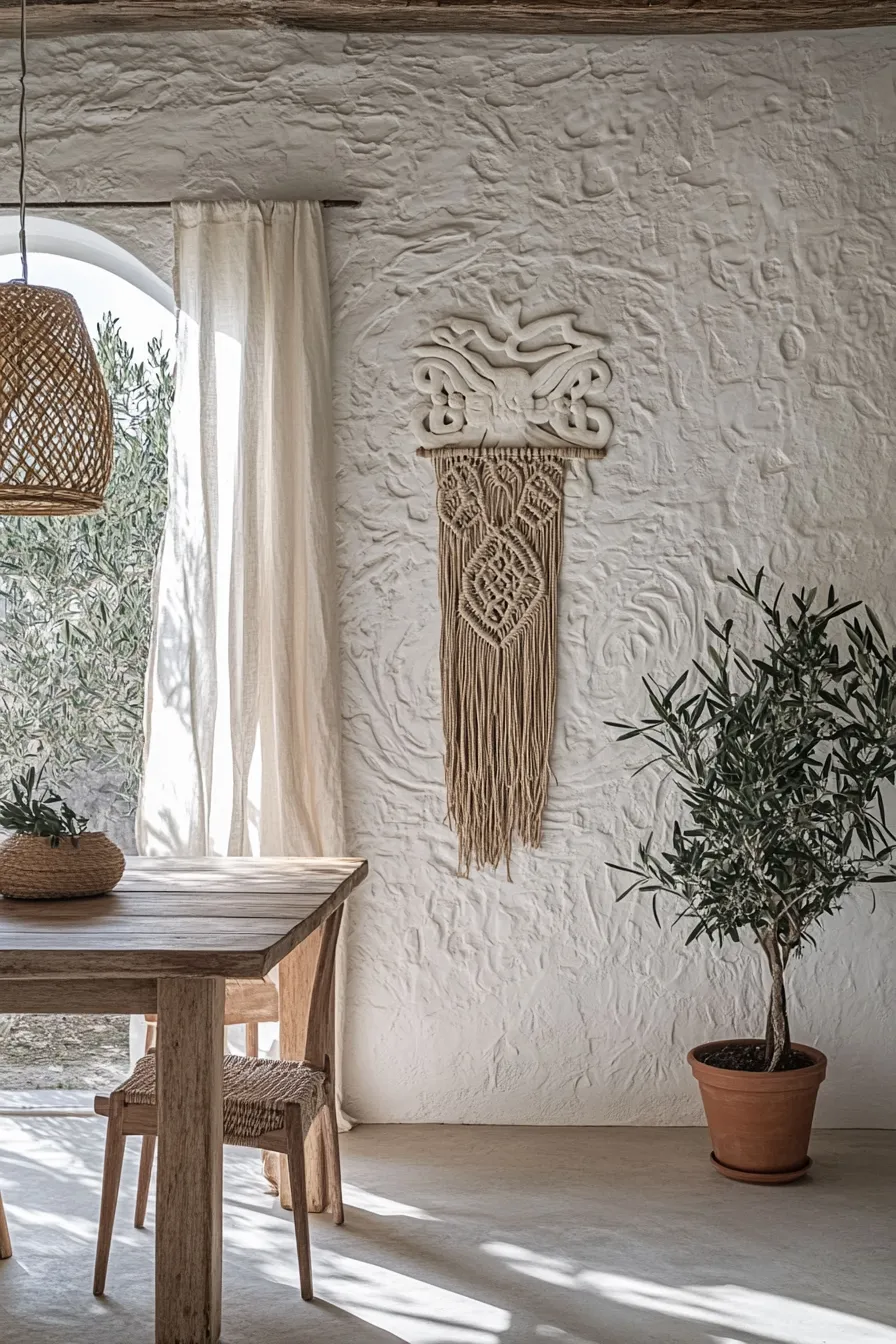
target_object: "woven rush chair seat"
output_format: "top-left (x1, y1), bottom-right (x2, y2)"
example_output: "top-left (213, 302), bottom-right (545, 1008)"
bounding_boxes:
top-left (116, 1053), bottom-right (326, 1146)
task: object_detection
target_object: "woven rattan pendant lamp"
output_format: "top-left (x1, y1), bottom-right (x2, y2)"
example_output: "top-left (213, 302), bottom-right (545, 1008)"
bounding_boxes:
top-left (0, 0), bottom-right (113, 515)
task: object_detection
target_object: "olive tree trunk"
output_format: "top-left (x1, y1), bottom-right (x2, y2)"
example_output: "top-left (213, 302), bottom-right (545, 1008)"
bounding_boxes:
top-left (759, 929), bottom-right (791, 1071)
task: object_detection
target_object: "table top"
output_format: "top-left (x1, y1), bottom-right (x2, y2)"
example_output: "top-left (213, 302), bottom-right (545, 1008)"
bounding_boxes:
top-left (0, 856), bottom-right (368, 979)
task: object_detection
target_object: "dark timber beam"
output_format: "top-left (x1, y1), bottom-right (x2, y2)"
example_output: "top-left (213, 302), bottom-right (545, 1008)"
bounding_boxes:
top-left (0, 1), bottom-right (893, 39)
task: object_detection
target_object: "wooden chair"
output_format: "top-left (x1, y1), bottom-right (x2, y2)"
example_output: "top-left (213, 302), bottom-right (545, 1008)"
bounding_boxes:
top-left (135, 975), bottom-right (280, 1227)
top-left (0, 1188), bottom-right (11, 1259)
top-left (93, 908), bottom-right (344, 1301)
top-left (143, 974), bottom-right (280, 1058)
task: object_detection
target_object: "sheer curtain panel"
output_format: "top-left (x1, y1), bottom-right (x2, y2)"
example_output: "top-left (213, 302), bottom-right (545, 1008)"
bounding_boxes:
top-left (138, 200), bottom-right (343, 862)
top-left (137, 202), bottom-right (347, 1135)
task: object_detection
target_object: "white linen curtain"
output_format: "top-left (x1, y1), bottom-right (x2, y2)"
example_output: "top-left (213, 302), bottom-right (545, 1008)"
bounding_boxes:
top-left (137, 201), bottom-right (347, 1107)
top-left (138, 200), bottom-right (343, 860)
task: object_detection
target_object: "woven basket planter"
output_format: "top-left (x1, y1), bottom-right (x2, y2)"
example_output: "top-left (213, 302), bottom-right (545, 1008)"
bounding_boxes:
top-left (0, 833), bottom-right (125, 900)
top-left (0, 282), bottom-right (114, 515)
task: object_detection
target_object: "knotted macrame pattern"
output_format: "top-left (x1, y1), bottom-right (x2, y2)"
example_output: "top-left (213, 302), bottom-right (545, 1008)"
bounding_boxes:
top-left (431, 447), bottom-right (566, 874)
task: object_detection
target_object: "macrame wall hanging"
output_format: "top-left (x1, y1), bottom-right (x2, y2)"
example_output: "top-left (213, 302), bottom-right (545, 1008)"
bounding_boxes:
top-left (413, 303), bottom-right (614, 874)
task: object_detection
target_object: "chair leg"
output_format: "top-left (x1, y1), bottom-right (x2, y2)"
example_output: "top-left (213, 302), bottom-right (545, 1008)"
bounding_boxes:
top-left (0, 1191), bottom-right (12, 1260)
top-left (284, 1106), bottom-right (313, 1301)
top-left (94, 1096), bottom-right (126, 1296)
top-left (321, 1094), bottom-right (344, 1226)
top-left (245, 1022), bottom-right (259, 1058)
top-left (134, 1133), bottom-right (156, 1228)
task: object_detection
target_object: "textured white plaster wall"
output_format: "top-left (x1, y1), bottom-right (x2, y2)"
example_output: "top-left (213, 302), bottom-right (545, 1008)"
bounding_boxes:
top-left (2, 26), bottom-right (894, 1126)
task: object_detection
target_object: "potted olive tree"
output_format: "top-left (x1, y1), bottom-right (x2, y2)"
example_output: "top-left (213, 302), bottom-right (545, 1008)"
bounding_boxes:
top-left (610, 571), bottom-right (896, 1183)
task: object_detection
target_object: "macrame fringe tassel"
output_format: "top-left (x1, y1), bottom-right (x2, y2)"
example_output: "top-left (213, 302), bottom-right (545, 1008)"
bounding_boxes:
top-left (434, 453), bottom-right (564, 875)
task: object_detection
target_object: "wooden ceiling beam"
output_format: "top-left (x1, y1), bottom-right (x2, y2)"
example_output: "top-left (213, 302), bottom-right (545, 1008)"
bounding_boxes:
top-left (0, 1), bottom-right (893, 39)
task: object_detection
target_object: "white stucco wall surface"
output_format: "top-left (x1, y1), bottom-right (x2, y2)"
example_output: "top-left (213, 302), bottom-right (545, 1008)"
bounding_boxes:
top-left (1, 26), bottom-right (894, 1125)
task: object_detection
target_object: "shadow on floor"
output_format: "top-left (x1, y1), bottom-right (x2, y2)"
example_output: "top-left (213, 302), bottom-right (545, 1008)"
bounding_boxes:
top-left (1, 1119), bottom-right (894, 1343)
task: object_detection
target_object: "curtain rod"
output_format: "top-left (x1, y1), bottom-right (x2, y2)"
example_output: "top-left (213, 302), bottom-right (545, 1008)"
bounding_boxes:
top-left (0, 198), bottom-right (361, 209)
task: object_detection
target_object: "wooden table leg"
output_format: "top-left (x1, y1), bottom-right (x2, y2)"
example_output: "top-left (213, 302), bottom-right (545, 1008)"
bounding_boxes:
top-left (156, 976), bottom-right (225, 1344)
top-left (0, 1189), bottom-right (12, 1259)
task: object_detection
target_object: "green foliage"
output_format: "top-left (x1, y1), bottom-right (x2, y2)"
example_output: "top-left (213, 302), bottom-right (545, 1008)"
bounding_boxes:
top-left (0, 316), bottom-right (173, 833)
top-left (0, 765), bottom-right (87, 846)
top-left (609, 570), bottom-right (896, 1069)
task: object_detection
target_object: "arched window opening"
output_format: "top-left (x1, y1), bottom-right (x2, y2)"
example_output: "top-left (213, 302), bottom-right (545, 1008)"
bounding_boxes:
top-left (0, 216), bottom-right (174, 360)
top-left (0, 222), bottom-right (174, 1095)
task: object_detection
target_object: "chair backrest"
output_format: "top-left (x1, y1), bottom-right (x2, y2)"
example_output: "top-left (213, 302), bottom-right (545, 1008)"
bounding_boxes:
top-left (302, 905), bottom-right (343, 1077)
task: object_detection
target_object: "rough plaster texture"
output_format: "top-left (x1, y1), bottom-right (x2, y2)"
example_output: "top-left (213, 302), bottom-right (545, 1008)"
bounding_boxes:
top-left (1, 26), bottom-right (894, 1126)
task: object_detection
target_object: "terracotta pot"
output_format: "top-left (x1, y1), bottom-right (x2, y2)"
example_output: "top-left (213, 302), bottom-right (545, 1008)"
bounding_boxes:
top-left (0, 832), bottom-right (125, 900)
top-left (688, 1038), bottom-right (827, 1184)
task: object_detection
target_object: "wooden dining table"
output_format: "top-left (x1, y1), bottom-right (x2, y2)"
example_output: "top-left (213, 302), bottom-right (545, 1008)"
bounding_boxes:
top-left (0, 854), bottom-right (368, 1343)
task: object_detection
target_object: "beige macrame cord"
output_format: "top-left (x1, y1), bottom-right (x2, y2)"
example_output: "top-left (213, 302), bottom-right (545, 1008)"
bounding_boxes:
top-left (429, 445), bottom-right (570, 874)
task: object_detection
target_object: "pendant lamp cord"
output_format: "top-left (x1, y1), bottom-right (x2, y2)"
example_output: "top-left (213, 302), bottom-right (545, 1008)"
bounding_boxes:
top-left (17, 0), bottom-right (27, 285)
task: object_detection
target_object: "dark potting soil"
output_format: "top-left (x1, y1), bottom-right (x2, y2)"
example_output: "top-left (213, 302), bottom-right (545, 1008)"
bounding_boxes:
top-left (699, 1042), bottom-right (816, 1072)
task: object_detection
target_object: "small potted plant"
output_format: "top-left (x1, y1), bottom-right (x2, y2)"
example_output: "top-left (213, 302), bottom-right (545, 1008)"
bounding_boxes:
top-left (610, 571), bottom-right (896, 1183)
top-left (0, 765), bottom-right (125, 900)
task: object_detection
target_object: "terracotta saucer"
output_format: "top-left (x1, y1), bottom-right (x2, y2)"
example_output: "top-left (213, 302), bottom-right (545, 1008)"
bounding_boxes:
top-left (710, 1152), bottom-right (812, 1184)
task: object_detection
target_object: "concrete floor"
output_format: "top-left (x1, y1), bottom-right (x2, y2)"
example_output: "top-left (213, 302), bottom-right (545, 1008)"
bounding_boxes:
top-left (0, 1120), bottom-right (893, 1344)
